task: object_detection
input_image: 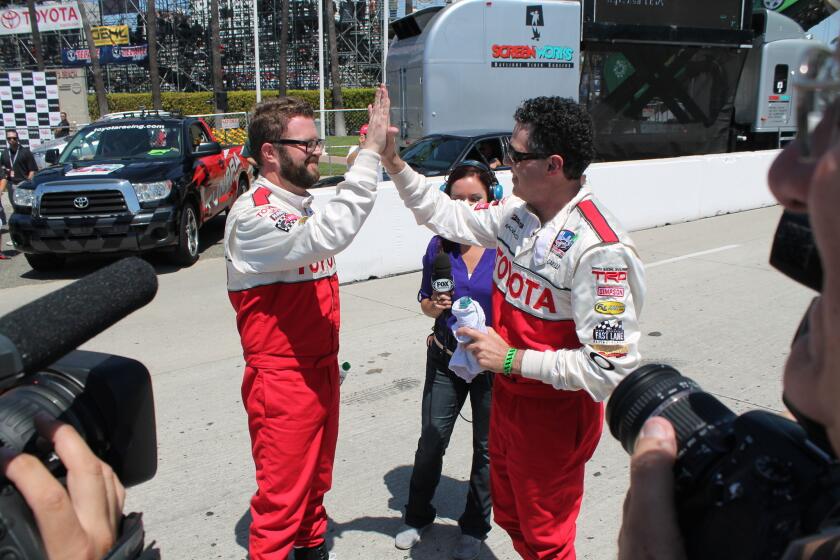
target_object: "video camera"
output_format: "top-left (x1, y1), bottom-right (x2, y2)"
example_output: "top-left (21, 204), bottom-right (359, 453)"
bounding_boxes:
top-left (607, 211), bottom-right (840, 560)
top-left (0, 257), bottom-right (159, 559)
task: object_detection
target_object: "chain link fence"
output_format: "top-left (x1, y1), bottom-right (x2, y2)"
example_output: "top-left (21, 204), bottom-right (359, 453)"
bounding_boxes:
top-left (316, 108), bottom-right (368, 176)
top-left (193, 112), bottom-right (250, 147)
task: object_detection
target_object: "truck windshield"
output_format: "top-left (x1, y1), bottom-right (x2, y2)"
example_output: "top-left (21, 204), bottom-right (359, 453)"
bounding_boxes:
top-left (60, 123), bottom-right (182, 163)
top-left (401, 136), bottom-right (469, 175)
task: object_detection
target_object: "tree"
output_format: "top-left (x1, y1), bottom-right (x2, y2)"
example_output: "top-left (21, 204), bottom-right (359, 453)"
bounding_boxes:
top-left (210, 0), bottom-right (226, 112)
top-left (278, 0), bottom-right (289, 96)
top-left (26, 0), bottom-right (44, 70)
top-left (325, 0), bottom-right (346, 135)
top-left (78, 0), bottom-right (108, 118)
top-left (147, 0), bottom-right (161, 109)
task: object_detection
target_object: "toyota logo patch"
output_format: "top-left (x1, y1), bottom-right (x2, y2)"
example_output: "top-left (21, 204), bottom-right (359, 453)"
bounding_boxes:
top-left (73, 196), bottom-right (90, 209)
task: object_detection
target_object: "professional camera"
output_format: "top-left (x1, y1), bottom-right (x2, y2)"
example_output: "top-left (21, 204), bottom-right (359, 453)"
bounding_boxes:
top-left (608, 364), bottom-right (840, 559)
top-left (0, 257), bottom-right (159, 559)
top-left (606, 211), bottom-right (840, 560)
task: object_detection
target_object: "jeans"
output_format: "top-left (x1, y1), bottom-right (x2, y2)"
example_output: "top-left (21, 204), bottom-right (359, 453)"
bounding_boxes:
top-left (404, 342), bottom-right (493, 539)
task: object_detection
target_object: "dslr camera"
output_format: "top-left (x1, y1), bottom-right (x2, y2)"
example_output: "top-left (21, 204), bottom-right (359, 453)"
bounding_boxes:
top-left (607, 211), bottom-right (840, 560)
top-left (0, 257), bottom-right (158, 559)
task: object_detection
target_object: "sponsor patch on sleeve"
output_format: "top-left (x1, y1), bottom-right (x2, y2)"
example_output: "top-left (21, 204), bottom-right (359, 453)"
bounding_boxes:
top-left (594, 300), bottom-right (626, 315)
top-left (274, 212), bottom-right (301, 232)
top-left (597, 285), bottom-right (625, 298)
top-left (593, 319), bottom-right (624, 342)
top-left (474, 202), bottom-right (490, 211)
top-left (591, 343), bottom-right (629, 358)
top-left (591, 267), bottom-right (628, 284)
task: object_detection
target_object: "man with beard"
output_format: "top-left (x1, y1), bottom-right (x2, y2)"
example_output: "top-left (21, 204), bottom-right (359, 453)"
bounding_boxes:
top-left (224, 90), bottom-right (389, 560)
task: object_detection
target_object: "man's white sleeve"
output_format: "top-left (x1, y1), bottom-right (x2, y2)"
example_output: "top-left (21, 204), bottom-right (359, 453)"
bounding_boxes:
top-left (227, 150), bottom-right (381, 273)
top-left (519, 244), bottom-right (646, 401)
top-left (390, 163), bottom-right (504, 248)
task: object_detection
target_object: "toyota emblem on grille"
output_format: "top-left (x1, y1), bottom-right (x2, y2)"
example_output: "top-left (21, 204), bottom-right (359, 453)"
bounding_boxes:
top-left (73, 196), bottom-right (90, 209)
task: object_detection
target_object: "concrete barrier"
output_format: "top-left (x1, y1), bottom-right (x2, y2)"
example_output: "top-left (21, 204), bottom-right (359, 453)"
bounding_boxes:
top-left (311, 149), bottom-right (780, 284)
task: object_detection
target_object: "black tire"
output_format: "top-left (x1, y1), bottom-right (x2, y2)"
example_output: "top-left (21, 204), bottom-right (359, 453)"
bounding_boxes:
top-left (170, 202), bottom-right (200, 267)
top-left (24, 253), bottom-right (65, 272)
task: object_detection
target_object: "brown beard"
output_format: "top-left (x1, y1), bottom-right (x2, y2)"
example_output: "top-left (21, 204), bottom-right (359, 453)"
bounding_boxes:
top-left (278, 148), bottom-right (320, 189)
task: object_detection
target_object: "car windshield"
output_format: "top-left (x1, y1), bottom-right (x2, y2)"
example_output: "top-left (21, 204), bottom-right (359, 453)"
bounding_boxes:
top-left (401, 136), bottom-right (469, 175)
top-left (60, 122), bottom-right (182, 163)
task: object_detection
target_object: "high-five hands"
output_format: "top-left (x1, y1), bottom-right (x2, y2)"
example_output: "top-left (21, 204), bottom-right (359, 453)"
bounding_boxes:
top-left (362, 84), bottom-right (391, 153)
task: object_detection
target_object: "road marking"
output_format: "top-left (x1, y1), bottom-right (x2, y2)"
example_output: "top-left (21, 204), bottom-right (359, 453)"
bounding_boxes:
top-left (647, 244), bottom-right (741, 269)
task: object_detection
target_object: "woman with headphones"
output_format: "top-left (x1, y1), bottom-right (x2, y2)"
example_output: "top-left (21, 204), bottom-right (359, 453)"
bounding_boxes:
top-left (395, 160), bottom-right (502, 560)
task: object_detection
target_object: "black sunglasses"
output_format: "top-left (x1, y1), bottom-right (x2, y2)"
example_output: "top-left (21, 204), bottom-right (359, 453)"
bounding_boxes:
top-left (269, 138), bottom-right (325, 153)
top-left (6, 136), bottom-right (18, 141)
top-left (503, 145), bottom-right (550, 164)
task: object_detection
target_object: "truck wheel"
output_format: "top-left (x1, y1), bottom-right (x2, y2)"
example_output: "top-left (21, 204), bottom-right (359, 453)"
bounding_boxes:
top-left (170, 203), bottom-right (200, 267)
top-left (25, 253), bottom-right (65, 272)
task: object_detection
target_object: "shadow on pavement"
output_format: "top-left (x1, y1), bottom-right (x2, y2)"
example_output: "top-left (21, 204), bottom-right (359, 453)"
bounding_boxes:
top-left (234, 465), bottom-right (501, 559)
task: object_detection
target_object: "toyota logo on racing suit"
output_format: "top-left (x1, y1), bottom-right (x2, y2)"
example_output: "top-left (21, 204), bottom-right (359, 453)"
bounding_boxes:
top-left (73, 196), bottom-right (90, 209)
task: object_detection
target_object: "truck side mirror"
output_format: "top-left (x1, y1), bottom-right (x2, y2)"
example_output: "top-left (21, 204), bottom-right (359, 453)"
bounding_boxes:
top-left (45, 148), bottom-right (60, 164)
top-left (193, 141), bottom-right (222, 156)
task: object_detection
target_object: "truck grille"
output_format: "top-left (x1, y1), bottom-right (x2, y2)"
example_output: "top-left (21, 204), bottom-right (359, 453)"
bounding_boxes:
top-left (39, 190), bottom-right (128, 217)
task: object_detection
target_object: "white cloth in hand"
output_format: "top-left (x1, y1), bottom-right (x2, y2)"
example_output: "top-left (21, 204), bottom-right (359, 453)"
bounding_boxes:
top-left (448, 296), bottom-right (487, 383)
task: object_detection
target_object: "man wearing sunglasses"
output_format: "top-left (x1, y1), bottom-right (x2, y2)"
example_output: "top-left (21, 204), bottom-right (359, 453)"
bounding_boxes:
top-left (618, 18), bottom-right (840, 560)
top-left (0, 130), bottom-right (38, 259)
top-left (381, 95), bottom-right (646, 559)
top-left (224, 90), bottom-right (389, 560)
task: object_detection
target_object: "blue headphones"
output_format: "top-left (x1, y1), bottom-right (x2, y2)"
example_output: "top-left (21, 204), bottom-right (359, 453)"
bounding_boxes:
top-left (440, 159), bottom-right (504, 202)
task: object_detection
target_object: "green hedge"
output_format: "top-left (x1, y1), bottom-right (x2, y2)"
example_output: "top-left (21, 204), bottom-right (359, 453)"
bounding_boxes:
top-left (88, 88), bottom-right (376, 120)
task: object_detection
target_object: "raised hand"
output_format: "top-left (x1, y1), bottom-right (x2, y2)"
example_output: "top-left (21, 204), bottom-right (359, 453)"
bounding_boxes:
top-left (362, 84), bottom-right (391, 153)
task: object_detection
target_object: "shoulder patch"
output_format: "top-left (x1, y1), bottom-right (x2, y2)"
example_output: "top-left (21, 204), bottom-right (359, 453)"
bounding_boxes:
top-left (577, 199), bottom-right (618, 243)
top-left (252, 186), bottom-right (271, 207)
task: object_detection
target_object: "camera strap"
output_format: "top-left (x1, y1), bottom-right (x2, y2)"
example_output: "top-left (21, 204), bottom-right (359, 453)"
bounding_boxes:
top-left (102, 512), bottom-right (155, 560)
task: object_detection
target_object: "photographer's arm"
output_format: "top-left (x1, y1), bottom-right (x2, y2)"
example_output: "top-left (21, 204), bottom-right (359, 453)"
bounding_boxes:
top-left (0, 418), bottom-right (125, 560)
top-left (618, 417), bottom-right (687, 560)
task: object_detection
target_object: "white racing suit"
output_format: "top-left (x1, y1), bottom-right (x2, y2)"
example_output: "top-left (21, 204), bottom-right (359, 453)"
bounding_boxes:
top-left (391, 163), bottom-right (646, 560)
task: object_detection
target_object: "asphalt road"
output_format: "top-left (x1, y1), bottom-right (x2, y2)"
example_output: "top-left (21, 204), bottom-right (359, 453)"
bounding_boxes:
top-left (0, 205), bottom-right (816, 560)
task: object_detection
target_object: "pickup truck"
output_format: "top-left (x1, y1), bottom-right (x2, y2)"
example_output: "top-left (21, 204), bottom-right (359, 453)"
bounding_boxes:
top-left (8, 115), bottom-right (250, 271)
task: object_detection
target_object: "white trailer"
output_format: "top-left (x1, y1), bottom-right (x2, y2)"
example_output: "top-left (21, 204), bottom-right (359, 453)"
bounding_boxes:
top-left (387, 0), bottom-right (582, 147)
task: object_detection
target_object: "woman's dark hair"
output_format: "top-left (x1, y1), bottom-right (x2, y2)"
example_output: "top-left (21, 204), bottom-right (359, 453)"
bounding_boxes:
top-left (443, 164), bottom-right (495, 200)
top-left (439, 163), bottom-right (495, 253)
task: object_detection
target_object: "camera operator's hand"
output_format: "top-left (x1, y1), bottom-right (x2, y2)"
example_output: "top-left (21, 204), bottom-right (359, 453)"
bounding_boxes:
top-left (0, 417), bottom-right (125, 560)
top-left (618, 417), bottom-right (687, 560)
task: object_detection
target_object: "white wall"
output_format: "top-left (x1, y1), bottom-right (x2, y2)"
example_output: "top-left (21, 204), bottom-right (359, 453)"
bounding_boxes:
top-left (311, 149), bottom-right (780, 284)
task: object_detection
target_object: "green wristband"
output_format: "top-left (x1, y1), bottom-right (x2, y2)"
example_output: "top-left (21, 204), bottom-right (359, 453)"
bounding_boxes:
top-left (503, 348), bottom-right (517, 376)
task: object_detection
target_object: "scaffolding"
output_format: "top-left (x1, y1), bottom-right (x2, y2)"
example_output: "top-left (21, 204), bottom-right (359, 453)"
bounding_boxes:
top-left (0, 0), bottom-right (390, 93)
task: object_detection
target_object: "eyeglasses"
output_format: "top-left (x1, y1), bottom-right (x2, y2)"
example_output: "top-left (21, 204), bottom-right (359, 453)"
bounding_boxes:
top-left (793, 45), bottom-right (840, 159)
top-left (270, 138), bottom-right (325, 154)
top-left (503, 144), bottom-right (550, 164)
top-left (6, 136), bottom-right (18, 142)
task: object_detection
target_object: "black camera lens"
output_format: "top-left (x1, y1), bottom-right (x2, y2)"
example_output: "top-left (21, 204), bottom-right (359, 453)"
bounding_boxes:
top-left (607, 364), bottom-right (736, 454)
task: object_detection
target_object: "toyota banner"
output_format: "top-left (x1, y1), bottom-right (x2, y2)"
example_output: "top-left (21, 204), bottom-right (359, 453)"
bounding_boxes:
top-left (0, 2), bottom-right (82, 36)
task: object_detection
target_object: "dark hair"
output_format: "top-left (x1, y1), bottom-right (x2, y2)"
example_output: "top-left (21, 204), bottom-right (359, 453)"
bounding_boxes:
top-left (513, 96), bottom-right (594, 180)
top-left (248, 97), bottom-right (315, 166)
top-left (443, 164), bottom-right (495, 200)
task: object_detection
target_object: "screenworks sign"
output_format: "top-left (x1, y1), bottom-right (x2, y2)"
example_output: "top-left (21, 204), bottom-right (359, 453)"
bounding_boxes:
top-left (593, 0), bottom-right (745, 30)
top-left (0, 2), bottom-right (82, 36)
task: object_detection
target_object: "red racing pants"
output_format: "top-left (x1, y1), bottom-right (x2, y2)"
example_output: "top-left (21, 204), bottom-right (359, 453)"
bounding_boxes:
top-left (489, 375), bottom-right (603, 560)
top-left (241, 362), bottom-right (340, 559)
